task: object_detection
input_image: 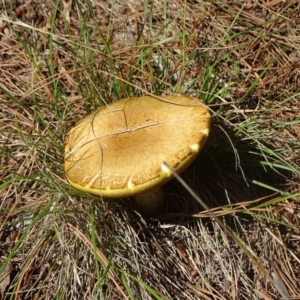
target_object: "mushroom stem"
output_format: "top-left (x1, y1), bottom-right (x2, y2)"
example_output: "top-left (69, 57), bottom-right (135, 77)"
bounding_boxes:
top-left (131, 187), bottom-right (165, 217)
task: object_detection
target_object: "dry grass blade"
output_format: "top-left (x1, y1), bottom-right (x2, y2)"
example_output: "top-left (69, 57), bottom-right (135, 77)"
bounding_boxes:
top-left (0, 265), bottom-right (10, 299)
top-left (65, 220), bottom-right (129, 300)
top-left (186, 282), bottom-right (226, 300)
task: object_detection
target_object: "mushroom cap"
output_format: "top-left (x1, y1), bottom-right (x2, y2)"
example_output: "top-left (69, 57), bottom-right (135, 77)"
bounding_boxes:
top-left (64, 95), bottom-right (211, 198)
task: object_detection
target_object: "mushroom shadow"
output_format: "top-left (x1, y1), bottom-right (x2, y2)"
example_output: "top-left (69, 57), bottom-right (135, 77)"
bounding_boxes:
top-left (159, 121), bottom-right (292, 221)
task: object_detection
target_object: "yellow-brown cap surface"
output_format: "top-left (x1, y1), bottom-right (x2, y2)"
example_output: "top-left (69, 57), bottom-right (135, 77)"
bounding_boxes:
top-left (64, 95), bottom-right (211, 197)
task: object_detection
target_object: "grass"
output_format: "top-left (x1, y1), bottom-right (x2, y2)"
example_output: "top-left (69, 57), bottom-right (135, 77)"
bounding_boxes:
top-left (0, 0), bottom-right (300, 299)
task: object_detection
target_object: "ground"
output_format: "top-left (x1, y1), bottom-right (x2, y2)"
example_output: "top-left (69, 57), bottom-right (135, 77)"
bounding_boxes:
top-left (0, 1), bottom-right (300, 299)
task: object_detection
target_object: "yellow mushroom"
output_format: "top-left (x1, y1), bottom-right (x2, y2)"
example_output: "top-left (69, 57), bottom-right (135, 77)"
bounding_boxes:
top-left (64, 95), bottom-right (211, 216)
